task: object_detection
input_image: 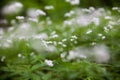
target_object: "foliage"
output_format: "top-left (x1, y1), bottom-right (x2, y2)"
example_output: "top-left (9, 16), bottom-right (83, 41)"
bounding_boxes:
top-left (0, 0), bottom-right (120, 80)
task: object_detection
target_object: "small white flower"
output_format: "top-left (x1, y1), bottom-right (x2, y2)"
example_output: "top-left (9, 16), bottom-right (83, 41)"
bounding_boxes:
top-left (46, 45), bottom-right (57, 52)
top-left (66, 0), bottom-right (80, 5)
top-left (33, 33), bottom-right (48, 39)
top-left (28, 18), bottom-right (38, 23)
top-left (62, 39), bottom-right (67, 42)
top-left (50, 31), bottom-right (58, 38)
top-left (108, 24), bottom-right (113, 29)
top-left (58, 42), bottom-right (63, 45)
top-left (91, 42), bottom-right (96, 46)
top-left (63, 20), bottom-right (73, 26)
top-left (1, 56), bottom-right (6, 62)
top-left (70, 38), bottom-right (74, 41)
top-left (36, 9), bottom-right (46, 16)
top-left (89, 7), bottom-right (95, 12)
top-left (104, 26), bottom-right (109, 33)
top-left (51, 34), bottom-right (58, 38)
top-left (27, 9), bottom-right (46, 18)
top-left (44, 5), bottom-right (54, 10)
top-left (71, 35), bottom-right (77, 39)
top-left (98, 33), bottom-right (103, 37)
top-left (30, 52), bottom-right (35, 56)
top-left (104, 16), bottom-right (112, 20)
top-left (18, 53), bottom-right (22, 58)
top-left (64, 10), bottom-right (75, 17)
top-left (86, 30), bottom-right (92, 34)
top-left (102, 36), bottom-right (106, 40)
top-left (16, 16), bottom-right (24, 20)
top-left (44, 59), bottom-right (54, 67)
top-left (62, 44), bottom-right (67, 47)
top-left (2, 2), bottom-right (23, 15)
top-left (112, 7), bottom-right (119, 10)
top-left (60, 52), bottom-right (67, 58)
top-left (46, 41), bottom-right (53, 44)
top-left (6, 39), bottom-right (12, 43)
top-left (42, 40), bottom-right (48, 48)
top-left (93, 44), bottom-right (110, 63)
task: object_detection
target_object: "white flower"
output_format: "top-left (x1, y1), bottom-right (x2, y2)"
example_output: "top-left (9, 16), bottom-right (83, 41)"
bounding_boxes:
top-left (58, 42), bottom-right (63, 45)
top-left (91, 42), bottom-right (96, 46)
top-left (86, 29), bottom-right (92, 34)
top-left (44, 5), bottom-right (54, 10)
top-left (46, 45), bottom-right (57, 52)
top-left (27, 9), bottom-right (46, 18)
top-left (33, 33), bottom-right (48, 39)
top-left (44, 59), bottom-right (54, 67)
top-left (64, 10), bottom-right (75, 17)
top-left (28, 18), bottom-right (38, 23)
top-left (71, 35), bottom-right (77, 39)
top-left (18, 53), bottom-right (22, 58)
top-left (67, 50), bottom-right (87, 60)
top-left (16, 16), bottom-right (24, 20)
top-left (104, 16), bottom-right (112, 20)
top-left (98, 33), bottom-right (103, 37)
top-left (63, 20), bottom-right (73, 26)
top-left (36, 9), bottom-right (46, 16)
top-left (6, 39), bottom-right (12, 43)
top-left (102, 36), bottom-right (106, 40)
top-left (60, 52), bottom-right (67, 58)
top-left (104, 26), bottom-right (109, 33)
top-left (93, 44), bottom-right (110, 63)
top-left (112, 7), bottom-right (119, 10)
top-left (66, 0), bottom-right (80, 5)
top-left (62, 39), bottom-right (67, 42)
top-left (50, 31), bottom-right (58, 38)
top-left (2, 2), bottom-right (23, 15)
top-left (89, 7), bottom-right (95, 12)
top-left (1, 56), bottom-right (6, 62)
top-left (30, 52), bottom-right (35, 56)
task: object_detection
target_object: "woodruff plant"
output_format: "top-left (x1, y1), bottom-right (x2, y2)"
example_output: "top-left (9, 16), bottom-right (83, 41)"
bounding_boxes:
top-left (0, 1), bottom-right (120, 80)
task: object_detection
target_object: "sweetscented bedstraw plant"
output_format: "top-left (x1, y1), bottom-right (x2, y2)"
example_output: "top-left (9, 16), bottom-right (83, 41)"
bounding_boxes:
top-left (0, 1), bottom-right (120, 80)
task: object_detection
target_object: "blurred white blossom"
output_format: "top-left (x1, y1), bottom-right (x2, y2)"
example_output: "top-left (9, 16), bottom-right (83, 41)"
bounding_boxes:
top-left (66, 0), bottom-right (80, 5)
top-left (112, 7), bottom-right (119, 10)
top-left (2, 2), bottom-right (23, 15)
top-left (45, 59), bottom-right (54, 67)
top-left (1, 56), bottom-right (6, 62)
top-left (16, 16), bottom-right (25, 20)
top-left (64, 10), bottom-right (75, 17)
top-left (27, 9), bottom-right (46, 18)
top-left (93, 44), bottom-right (110, 63)
top-left (64, 44), bottom-right (110, 63)
top-left (86, 29), bottom-right (92, 34)
top-left (33, 33), bottom-right (48, 39)
top-left (36, 9), bottom-right (46, 16)
top-left (18, 53), bottom-right (22, 58)
top-left (44, 5), bottom-right (54, 10)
